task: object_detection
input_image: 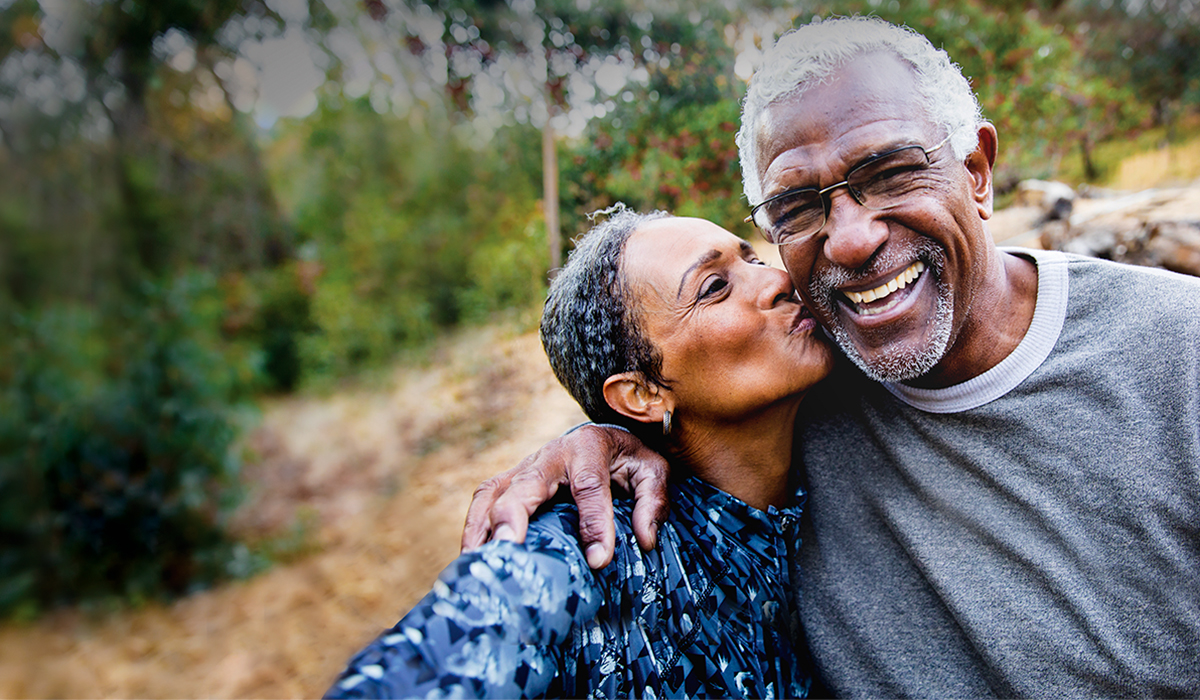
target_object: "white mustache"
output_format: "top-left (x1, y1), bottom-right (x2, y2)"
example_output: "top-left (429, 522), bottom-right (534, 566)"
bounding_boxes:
top-left (809, 241), bottom-right (945, 303)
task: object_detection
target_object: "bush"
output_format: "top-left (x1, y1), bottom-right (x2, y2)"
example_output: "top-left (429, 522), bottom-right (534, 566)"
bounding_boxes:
top-left (0, 275), bottom-right (261, 618)
top-left (218, 263), bottom-right (317, 394)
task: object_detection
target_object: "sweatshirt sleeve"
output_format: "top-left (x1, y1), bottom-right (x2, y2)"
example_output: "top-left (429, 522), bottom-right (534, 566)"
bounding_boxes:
top-left (325, 508), bottom-right (601, 699)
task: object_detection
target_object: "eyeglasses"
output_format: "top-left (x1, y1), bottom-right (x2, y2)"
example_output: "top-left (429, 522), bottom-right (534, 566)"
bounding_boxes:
top-left (745, 134), bottom-right (954, 246)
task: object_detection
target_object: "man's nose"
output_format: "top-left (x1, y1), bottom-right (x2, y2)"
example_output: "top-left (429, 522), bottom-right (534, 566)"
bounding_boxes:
top-left (821, 187), bottom-right (888, 270)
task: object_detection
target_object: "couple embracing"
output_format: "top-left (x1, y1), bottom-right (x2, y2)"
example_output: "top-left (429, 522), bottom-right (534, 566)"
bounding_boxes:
top-left (329, 16), bottom-right (1200, 699)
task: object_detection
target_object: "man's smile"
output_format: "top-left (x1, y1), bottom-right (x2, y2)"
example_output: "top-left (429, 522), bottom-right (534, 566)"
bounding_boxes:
top-left (842, 261), bottom-right (927, 316)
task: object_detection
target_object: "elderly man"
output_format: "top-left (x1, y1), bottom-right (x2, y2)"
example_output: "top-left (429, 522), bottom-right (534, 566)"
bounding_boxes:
top-left (463, 17), bottom-right (1200, 697)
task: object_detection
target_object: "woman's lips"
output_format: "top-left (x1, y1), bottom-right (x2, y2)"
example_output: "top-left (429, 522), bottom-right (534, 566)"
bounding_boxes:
top-left (790, 304), bottom-right (817, 334)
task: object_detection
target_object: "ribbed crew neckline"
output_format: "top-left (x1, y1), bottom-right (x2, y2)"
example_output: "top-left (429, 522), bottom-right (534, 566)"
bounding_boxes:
top-left (882, 247), bottom-right (1068, 414)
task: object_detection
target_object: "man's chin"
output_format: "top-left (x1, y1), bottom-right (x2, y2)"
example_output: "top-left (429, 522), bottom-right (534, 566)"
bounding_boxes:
top-left (826, 274), bottom-right (956, 384)
top-left (833, 326), bottom-right (951, 384)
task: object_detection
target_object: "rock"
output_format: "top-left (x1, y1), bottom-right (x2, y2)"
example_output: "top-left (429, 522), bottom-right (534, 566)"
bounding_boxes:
top-left (1143, 221), bottom-right (1200, 277)
top-left (1015, 179), bottom-right (1076, 220)
top-left (1035, 186), bottom-right (1200, 278)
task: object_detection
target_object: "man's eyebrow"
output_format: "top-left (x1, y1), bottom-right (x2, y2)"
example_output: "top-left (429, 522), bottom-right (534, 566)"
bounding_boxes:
top-left (677, 248), bottom-right (723, 300)
top-left (739, 240), bottom-right (755, 257)
top-left (764, 139), bottom-right (918, 198)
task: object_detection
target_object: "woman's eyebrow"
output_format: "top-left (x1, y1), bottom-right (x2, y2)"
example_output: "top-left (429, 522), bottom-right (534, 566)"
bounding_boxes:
top-left (677, 248), bottom-right (723, 300)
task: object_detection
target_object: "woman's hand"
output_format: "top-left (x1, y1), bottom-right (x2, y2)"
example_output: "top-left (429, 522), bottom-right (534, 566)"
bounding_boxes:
top-left (461, 424), bottom-right (671, 569)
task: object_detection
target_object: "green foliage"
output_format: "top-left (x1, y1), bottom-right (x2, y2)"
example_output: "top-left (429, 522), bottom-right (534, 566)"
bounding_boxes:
top-left (1064, 0), bottom-right (1200, 125)
top-left (806, 0), bottom-right (1147, 187)
top-left (455, 218), bottom-right (548, 325)
top-left (214, 263), bottom-right (316, 394)
top-left (565, 99), bottom-right (745, 233)
top-left (265, 97), bottom-right (546, 381)
top-left (0, 275), bottom-right (262, 618)
top-left (560, 8), bottom-right (749, 240)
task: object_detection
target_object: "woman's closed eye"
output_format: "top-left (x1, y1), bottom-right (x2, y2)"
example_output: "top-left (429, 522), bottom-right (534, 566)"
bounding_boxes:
top-left (699, 276), bottom-right (729, 299)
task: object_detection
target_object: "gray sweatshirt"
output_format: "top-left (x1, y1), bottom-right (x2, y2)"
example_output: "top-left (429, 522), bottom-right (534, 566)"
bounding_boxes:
top-left (796, 249), bottom-right (1200, 697)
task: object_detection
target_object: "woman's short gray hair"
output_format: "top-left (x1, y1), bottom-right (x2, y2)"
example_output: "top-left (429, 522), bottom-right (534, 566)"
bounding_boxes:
top-left (736, 16), bottom-right (984, 205)
top-left (540, 205), bottom-right (671, 440)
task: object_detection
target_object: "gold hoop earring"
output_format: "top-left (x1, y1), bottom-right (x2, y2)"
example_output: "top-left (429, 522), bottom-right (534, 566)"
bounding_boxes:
top-left (662, 409), bottom-right (672, 436)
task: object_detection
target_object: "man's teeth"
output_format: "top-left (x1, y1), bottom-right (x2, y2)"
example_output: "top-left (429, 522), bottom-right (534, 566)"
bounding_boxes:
top-left (844, 261), bottom-right (925, 306)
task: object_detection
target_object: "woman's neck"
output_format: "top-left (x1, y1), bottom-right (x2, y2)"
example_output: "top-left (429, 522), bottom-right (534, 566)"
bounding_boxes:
top-left (669, 398), bottom-right (801, 512)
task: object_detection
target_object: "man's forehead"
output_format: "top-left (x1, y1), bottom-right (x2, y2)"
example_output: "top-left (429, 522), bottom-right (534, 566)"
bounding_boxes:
top-left (753, 54), bottom-right (932, 180)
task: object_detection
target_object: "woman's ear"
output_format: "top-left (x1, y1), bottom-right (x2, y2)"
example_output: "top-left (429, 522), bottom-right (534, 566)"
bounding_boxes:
top-left (602, 372), bottom-right (671, 427)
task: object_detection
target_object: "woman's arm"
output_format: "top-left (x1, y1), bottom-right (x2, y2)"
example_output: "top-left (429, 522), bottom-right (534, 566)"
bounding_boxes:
top-left (460, 425), bottom-right (671, 569)
top-left (326, 510), bottom-right (603, 699)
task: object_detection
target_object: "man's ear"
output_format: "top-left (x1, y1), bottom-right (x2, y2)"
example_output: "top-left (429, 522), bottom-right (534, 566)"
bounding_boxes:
top-left (965, 122), bottom-right (998, 220)
top-left (602, 372), bottom-right (671, 427)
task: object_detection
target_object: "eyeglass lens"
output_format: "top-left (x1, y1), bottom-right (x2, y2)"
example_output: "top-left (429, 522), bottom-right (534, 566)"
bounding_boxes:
top-left (756, 145), bottom-right (934, 244)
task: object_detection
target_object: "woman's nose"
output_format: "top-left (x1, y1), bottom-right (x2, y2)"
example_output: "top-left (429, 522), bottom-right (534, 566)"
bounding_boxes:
top-left (756, 266), bottom-right (796, 308)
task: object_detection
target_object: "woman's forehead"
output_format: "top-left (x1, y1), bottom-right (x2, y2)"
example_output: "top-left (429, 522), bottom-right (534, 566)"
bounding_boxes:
top-left (626, 220), bottom-right (740, 273)
top-left (627, 218), bottom-right (740, 255)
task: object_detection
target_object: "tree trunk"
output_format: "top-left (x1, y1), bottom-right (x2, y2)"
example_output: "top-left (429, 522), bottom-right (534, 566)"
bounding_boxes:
top-left (542, 115), bottom-right (561, 276)
top-left (1080, 134), bottom-right (1099, 182)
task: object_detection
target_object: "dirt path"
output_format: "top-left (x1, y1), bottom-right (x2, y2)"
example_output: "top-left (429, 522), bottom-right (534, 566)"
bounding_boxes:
top-left (0, 323), bottom-right (585, 698)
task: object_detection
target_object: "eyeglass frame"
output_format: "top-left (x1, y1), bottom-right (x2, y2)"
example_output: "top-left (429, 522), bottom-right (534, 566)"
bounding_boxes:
top-left (744, 133), bottom-right (955, 245)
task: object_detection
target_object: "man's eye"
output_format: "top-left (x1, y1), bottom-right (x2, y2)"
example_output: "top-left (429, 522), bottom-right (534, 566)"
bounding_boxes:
top-left (855, 153), bottom-right (928, 193)
top-left (700, 277), bottom-right (728, 298)
top-left (871, 163), bottom-right (921, 184)
top-left (773, 195), bottom-right (822, 224)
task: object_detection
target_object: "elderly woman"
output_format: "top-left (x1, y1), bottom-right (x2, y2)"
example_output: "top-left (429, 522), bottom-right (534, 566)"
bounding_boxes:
top-left (325, 207), bottom-right (834, 699)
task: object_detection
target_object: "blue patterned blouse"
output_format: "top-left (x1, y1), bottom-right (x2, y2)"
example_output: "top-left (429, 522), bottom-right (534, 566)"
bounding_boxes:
top-left (326, 475), bottom-right (811, 699)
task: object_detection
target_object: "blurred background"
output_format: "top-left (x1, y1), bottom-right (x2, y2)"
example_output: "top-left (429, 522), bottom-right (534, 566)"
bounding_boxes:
top-left (2, 0), bottom-right (1199, 696)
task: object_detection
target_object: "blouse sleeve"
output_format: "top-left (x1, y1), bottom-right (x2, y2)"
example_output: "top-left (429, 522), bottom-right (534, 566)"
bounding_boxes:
top-left (325, 507), bottom-right (601, 699)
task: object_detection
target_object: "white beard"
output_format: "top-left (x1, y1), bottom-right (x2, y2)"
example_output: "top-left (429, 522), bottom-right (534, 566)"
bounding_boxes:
top-left (808, 241), bottom-right (955, 384)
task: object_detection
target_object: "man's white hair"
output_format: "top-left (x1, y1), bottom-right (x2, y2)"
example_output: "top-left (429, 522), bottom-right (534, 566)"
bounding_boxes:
top-left (736, 16), bottom-right (984, 205)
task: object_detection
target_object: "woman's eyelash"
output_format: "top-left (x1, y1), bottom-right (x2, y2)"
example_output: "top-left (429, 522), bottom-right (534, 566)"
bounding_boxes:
top-left (700, 278), bottom-right (728, 298)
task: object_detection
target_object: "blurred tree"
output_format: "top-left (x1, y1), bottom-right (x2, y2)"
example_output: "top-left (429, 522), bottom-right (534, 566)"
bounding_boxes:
top-left (0, 0), bottom-right (298, 612)
top-left (1057, 0), bottom-right (1200, 134)
top-left (561, 5), bottom-right (749, 238)
top-left (0, 0), bottom-right (294, 303)
top-left (797, 0), bottom-right (1147, 187)
top-left (0, 276), bottom-right (262, 618)
top-left (263, 93), bottom-right (546, 377)
top-left (357, 0), bottom-right (771, 266)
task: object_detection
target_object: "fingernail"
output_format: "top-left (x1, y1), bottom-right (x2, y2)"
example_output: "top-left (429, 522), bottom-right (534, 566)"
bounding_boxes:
top-left (494, 524), bottom-right (516, 542)
top-left (585, 543), bottom-right (607, 569)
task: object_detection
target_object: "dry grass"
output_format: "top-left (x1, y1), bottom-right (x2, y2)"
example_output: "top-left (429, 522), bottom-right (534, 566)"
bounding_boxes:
top-left (0, 324), bottom-right (585, 699)
top-left (1110, 137), bottom-right (1200, 191)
